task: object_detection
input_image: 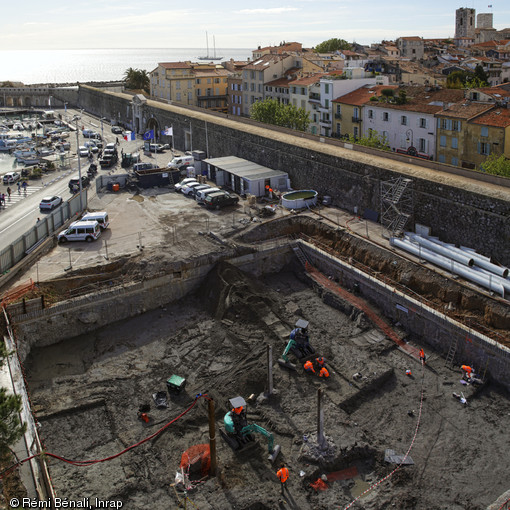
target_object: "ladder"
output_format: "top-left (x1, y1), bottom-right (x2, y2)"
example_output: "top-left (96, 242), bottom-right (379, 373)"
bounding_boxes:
top-left (445, 336), bottom-right (459, 367)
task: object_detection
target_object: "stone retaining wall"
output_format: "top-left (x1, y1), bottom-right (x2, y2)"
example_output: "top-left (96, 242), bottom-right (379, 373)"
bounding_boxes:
top-left (75, 85), bottom-right (510, 266)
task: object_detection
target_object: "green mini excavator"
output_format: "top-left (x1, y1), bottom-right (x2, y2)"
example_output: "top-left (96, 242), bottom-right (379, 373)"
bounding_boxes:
top-left (220, 396), bottom-right (281, 464)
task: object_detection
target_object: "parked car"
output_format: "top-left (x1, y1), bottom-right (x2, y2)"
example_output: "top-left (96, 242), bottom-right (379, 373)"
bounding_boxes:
top-left (111, 126), bottom-right (123, 134)
top-left (78, 146), bottom-right (90, 157)
top-left (174, 178), bottom-right (198, 192)
top-left (84, 141), bottom-right (99, 153)
top-left (148, 143), bottom-right (165, 153)
top-left (181, 182), bottom-right (202, 196)
top-left (82, 129), bottom-right (95, 138)
top-left (69, 176), bottom-right (90, 193)
top-left (3, 171), bottom-right (21, 184)
top-left (204, 191), bottom-right (239, 210)
top-left (190, 184), bottom-right (211, 198)
top-left (39, 195), bottom-right (63, 211)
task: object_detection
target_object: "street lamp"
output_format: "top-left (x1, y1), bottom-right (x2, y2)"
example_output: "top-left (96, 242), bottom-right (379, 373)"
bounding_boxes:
top-left (73, 115), bottom-right (84, 212)
top-left (100, 117), bottom-right (106, 142)
top-left (405, 128), bottom-right (414, 147)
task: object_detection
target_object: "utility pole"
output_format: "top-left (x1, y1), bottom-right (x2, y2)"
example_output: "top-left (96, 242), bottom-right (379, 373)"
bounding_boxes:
top-left (208, 399), bottom-right (217, 476)
top-left (266, 344), bottom-right (273, 396)
top-left (317, 388), bottom-right (326, 449)
top-left (73, 115), bottom-right (84, 212)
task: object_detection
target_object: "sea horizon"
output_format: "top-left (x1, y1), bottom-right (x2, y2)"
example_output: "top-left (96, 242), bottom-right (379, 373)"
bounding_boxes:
top-left (0, 48), bottom-right (253, 85)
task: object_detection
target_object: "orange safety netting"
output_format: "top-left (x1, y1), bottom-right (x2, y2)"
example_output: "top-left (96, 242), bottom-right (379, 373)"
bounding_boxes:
top-left (310, 478), bottom-right (328, 491)
top-left (0, 279), bottom-right (35, 308)
top-left (179, 444), bottom-right (211, 478)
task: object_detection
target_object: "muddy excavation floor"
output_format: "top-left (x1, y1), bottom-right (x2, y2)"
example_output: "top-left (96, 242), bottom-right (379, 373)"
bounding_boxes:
top-left (25, 262), bottom-right (510, 510)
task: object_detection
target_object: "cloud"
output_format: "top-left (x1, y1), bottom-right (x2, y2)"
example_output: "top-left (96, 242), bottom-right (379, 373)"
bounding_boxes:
top-left (237, 7), bottom-right (299, 14)
top-left (23, 22), bottom-right (50, 26)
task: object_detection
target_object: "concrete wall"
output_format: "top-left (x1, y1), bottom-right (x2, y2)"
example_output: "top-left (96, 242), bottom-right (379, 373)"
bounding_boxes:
top-left (9, 246), bottom-right (293, 362)
top-left (298, 240), bottom-right (510, 391)
top-left (75, 86), bottom-right (510, 266)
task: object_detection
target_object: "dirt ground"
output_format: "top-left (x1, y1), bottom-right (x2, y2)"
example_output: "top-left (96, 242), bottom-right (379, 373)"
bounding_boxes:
top-left (24, 253), bottom-right (510, 510)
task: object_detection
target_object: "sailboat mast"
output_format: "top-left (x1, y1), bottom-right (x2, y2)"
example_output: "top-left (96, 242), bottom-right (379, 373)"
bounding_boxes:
top-left (213, 35), bottom-right (216, 58)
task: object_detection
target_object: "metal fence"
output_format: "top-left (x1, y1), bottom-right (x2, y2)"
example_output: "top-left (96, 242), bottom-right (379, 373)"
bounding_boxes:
top-left (0, 191), bottom-right (87, 274)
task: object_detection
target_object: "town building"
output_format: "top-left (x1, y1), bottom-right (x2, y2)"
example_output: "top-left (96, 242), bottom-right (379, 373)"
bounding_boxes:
top-left (435, 101), bottom-right (495, 168)
top-left (241, 54), bottom-right (296, 116)
top-left (396, 37), bottom-right (424, 61)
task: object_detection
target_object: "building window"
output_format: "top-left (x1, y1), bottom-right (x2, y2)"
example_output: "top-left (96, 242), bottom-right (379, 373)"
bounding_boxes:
top-left (325, 99), bottom-right (329, 108)
top-left (336, 123), bottom-right (341, 135)
top-left (419, 118), bottom-right (427, 128)
top-left (453, 120), bottom-right (461, 131)
top-left (325, 83), bottom-right (329, 94)
top-left (479, 142), bottom-right (490, 155)
top-left (401, 115), bottom-right (407, 125)
top-left (481, 126), bottom-right (489, 137)
top-left (452, 157), bottom-right (459, 166)
top-left (353, 126), bottom-right (359, 138)
top-left (368, 109), bottom-right (373, 119)
top-left (419, 138), bottom-right (426, 152)
top-left (383, 112), bottom-right (389, 121)
top-left (176, 92), bottom-right (181, 101)
top-left (440, 135), bottom-right (446, 147)
top-left (176, 81), bottom-right (181, 90)
top-left (451, 137), bottom-right (458, 149)
top-left (382, 131), bottom-right (388, 142)
top-left (438, 154), bottom-right (446, 163)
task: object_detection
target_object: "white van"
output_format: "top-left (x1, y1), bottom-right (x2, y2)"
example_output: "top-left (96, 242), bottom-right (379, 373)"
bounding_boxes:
top-left (58, 220), bottom-right (102, 243)
top-left (195, 187), bottom-right (220, 203)
top-left (81, 211), bottom-right (110, 230)
top-left (167, 155), bottom-right (194, 169)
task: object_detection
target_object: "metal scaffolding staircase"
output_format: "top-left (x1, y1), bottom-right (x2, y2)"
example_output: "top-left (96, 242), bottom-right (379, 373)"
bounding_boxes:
top-left (381, 177), bottom-right (414, 237)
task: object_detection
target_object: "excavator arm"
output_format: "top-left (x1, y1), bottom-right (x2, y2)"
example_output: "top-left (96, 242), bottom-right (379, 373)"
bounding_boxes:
top-left (280, 339), bottom-right (297, 363)
top-left (241, 423), bottom-right (274, 453)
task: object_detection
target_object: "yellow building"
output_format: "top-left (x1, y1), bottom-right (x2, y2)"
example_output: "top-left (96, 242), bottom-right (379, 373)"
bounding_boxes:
top-left (468, 107), bottom-right (510, 169)
top-left (150, 62), bottom-right (230, 111)
top-left (434, 102), bottom-right (494, 168)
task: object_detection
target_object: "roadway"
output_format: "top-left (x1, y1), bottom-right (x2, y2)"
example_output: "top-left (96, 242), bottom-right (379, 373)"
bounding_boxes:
top-left (0, 108), bottom-right (118, 249)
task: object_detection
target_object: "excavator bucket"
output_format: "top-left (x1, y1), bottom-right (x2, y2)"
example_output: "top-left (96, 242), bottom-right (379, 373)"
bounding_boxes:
top-left (268, 444), bottom-right (281, 464)
top-left (278, 358), bottom-right (297, 370)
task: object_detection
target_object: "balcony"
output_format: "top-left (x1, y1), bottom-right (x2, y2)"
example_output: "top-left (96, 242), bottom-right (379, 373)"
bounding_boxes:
top-left (335, 113), bottom-right (342, 119)
top-left (352, 116), bottom-right (362, 123)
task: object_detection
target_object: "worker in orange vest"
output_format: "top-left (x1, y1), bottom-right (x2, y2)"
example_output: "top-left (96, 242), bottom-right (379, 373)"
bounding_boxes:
top-left (316, 356), bottom-right (325, 368)
top-left (276, 463), bottom-right (289, 494)
top-left (303, 360), bottom-right (315, 373)
top-left (461, 365), bottom-right (473, 379)
top-left (319, 366), bottom-right (329, 378)
top-left (233, 406), bottom-right (244, 415)
top-left (419, 348), bottom-right (426, 364)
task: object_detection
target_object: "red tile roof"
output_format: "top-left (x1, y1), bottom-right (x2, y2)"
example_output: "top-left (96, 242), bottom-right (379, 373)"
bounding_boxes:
top-left (333, 85), bottom-right (399, 106)
top-left (435, 102), bottom-right (494, 120)
top-left (158, 62), bottom-right (192, 69)
top-left (471, 107), bottom-right (510, 128)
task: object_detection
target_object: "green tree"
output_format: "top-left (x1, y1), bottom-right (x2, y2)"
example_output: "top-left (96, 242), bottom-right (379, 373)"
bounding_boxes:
top-left (446, 70), bottom-right (474, 89)
top-left (479, 153), bottom-right (510, 177)
top-left (347, 130), bottom-right (390, 151)
top-left (474, 64), bottom-right (489, 86)
top-left (123, 68), bottom-right (150, 93)
top-left (314, 38), bottom-right (350, 53)
top-left (0, 341), bottom-right (26, 457)
top-left (250, 99), bottom-right (310, 132)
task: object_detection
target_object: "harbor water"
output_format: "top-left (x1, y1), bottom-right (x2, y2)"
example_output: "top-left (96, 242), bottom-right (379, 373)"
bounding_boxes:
top-left (0, 48), bottom-right (252, 84)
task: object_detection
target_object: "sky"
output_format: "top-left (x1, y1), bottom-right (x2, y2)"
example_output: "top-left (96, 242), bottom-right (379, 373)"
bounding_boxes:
top-left (0, 0), bottom-right (509, 50)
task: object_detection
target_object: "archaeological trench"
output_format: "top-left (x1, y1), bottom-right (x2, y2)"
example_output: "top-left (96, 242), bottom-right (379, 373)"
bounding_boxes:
top-left (2, 214), bottom-right (510, 510)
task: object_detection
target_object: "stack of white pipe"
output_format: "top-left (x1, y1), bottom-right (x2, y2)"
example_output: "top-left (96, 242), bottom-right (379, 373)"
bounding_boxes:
top-left (390, 234), bottom-right (509, 298)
